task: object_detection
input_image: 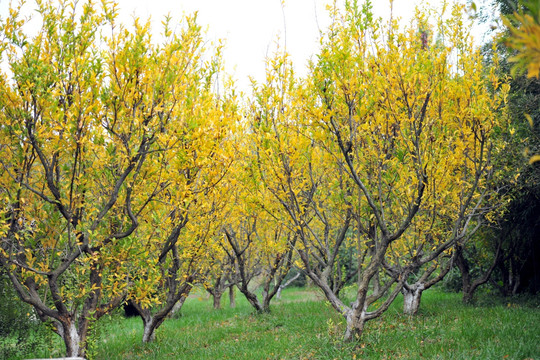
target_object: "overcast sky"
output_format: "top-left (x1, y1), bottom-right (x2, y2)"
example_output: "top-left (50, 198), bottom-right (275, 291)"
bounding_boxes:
top-left (114, 0), bottom-right (470, 92)
top-left (0, 0), bottom-right (487, 93)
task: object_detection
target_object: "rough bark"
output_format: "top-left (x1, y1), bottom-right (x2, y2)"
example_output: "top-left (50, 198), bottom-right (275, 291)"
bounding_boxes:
top-left (142, 315), bottom-right (157, 343)
top-left (348, 271), bottom-right (408, 340)
top-left (137, 292), bottom-right (189, 343)
top-left (170, 295), bottom-right (187, 317)
top-left (343, 306), bottom-right (367, 342)
top-left (213, 291), bottom-right (223, 309)
top-left (402, 284), bottom-right (424, 315)
top-left (343, 270), bottom-right (408, 341)
top-left (229, 285), bottom-right (236, 308)
top-left (60, 320), bottom-right (81, 358)
top-left (400, 256), bottom-right (455, 315)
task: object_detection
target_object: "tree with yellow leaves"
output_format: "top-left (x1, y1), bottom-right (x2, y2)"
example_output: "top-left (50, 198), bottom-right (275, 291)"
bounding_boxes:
top-left (109, 13), bottom-right (236, 343)
top-left (203, 244), bottom-right (238, 310)
top-left (295, 0), bottom-right (509, 340)
top-left (503, 0), bottom-right (540, 80)
top-left (221, 109), bottom-right (298, 313)
top-left (244, 46), bottom-right (366, 319)
top-left (0, 0), bottom-right (232, 355)
top-left (501, 0), bottom-right (540, 167)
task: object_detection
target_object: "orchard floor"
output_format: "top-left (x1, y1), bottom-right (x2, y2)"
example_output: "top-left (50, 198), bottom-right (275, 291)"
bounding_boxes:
top-left (12, 287), bottom-right (540, 359)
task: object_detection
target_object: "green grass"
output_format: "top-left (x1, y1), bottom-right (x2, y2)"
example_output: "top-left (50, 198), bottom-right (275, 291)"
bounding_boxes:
top-left (10, 288), bottom-right (540, 359)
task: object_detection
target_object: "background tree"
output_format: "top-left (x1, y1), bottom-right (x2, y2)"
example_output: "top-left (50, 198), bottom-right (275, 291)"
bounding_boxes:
top-left (242, 48), bottom-right (354, 315)
top-left (221, 158), bottom-right (297, 314)
top-left (204, 249), bottom-right (238, 310)
top-left (480, 0), bottom-right (540, 297)
top-left (392, 36), bottom-right (511, 309)
top-left (454, 0), bottom-right (540, 300)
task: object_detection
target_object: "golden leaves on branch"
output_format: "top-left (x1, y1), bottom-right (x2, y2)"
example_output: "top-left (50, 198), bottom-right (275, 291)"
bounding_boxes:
top-left (0, 0), bottom-right (238, 317)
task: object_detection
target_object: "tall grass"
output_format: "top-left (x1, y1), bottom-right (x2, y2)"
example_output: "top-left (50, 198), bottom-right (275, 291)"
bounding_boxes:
top-left (8, 287), bottom-right (540, 359)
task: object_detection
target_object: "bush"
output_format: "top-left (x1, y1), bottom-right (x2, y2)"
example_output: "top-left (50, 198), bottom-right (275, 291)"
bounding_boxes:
top-left (0, 272), bottom-right (52, 359)
top-left (439, 267), bottom-right (462, 293)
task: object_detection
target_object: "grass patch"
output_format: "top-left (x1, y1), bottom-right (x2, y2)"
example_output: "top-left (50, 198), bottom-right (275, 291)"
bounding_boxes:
top-left (10, 287), bottom-right (540, 359)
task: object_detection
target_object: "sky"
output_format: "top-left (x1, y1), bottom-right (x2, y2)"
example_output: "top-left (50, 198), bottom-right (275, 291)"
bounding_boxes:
top-left (0, 0), bottom-right (490, 93)
top-left (112, 0), bottom-right (475, 91)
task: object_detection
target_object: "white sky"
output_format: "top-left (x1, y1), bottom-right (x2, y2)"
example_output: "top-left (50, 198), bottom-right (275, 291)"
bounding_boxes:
top-left (0, 0), bottom-right (486, 93)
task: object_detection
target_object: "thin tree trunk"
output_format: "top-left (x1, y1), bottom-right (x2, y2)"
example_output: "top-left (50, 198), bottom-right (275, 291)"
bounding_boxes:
top-left (456, 242), bottom-right (501, 304)
top-left (229, 285), bottom-right (236, 308)
top-left (276, 272), bottom-right (300, 300)
top-left (276, 286), bottom-right (283, 300)
top-left (455, 246), bottom-right (474, 303)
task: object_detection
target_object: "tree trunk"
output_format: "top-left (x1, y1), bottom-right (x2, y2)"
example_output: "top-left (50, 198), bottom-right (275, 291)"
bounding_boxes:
top-left (402, 284), bottom-right (424, 315)
top-left (243, 290), bottom-right (264, 313)
top-left (139, 310), bottom-right (168, 343)
top-left (229, 285), bottom-right (236, 308)
top-left (276, 286), bottom-right (283, 300)
top-left (462, 287), bottom-right (474, 303)
top-left (170, 295), bottom-right (187, 317)
top-left (276, 272), bottom-right (300, 300)
top-left (372, 270), bottom-right (381, 295)
top-left (59, 319), bottom-right (82, 358)
top-left (399, 258), bottom-right (454, 315)
top-left (142, 319), bottom-right (157, 343)
top-left (455, 243), bottom-right (501, 304)
top-left (135, 290), bottom-right (191, 343)
top-left (510, 257), bottom-right (522, 295)
top-left (455, 247), bottom-right (474, 303)
top-left (343, 307), bottom-right (367, 342)
top-left (500, 260), bottom-right (511, 296)
top-left (213, 291), bottom-right (223, 309)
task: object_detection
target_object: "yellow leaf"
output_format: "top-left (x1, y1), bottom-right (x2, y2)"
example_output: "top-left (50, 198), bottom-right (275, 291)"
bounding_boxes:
top-left (525, 113), bottom-right (534, 128)
top-left (529, 155), bottom-right (540, 164)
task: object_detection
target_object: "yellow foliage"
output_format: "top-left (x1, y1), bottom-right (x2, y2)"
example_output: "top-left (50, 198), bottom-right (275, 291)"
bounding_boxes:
top-left (0, 0), bottom-right (236, 320)
top-left (503, 11), bottom-right (540, 78)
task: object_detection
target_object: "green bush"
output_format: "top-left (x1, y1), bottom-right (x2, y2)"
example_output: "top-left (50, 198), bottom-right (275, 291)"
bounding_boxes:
top-left (439, 267), bottom-right (463, 293)
top-left (0, 272), bottom-right (52, 359)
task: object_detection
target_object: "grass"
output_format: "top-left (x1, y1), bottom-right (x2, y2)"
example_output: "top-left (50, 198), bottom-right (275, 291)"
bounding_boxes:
top-left (8, 287), bottom-right (540, 359)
